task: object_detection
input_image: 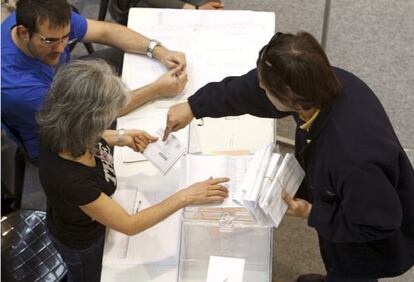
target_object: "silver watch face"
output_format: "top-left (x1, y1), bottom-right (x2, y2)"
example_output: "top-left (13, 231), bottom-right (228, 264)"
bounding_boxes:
top-left (147, 40), bottom-right (160, 57)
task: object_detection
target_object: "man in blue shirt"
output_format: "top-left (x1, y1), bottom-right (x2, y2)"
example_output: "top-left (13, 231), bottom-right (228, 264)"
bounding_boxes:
top-left (1, 0), bottom-right (187, 159)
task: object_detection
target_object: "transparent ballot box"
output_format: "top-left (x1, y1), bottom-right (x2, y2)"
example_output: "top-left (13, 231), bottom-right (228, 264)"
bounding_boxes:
top-left (178, 207), bottom-right (273, 282)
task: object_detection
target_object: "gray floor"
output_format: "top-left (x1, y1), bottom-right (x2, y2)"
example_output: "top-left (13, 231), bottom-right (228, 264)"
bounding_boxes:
top-left (2, 1), bottom-right (413, 281)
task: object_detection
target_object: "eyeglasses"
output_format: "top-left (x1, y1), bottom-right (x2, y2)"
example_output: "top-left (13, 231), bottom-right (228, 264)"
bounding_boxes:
top-left (37, 32), bottom-right (77, 46)
top-left (259, 32), bottom-right (282, 68)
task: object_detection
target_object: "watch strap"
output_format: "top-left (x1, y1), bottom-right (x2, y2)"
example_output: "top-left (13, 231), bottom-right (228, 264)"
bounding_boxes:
top-left (146, 39), bottom-right (161, 58)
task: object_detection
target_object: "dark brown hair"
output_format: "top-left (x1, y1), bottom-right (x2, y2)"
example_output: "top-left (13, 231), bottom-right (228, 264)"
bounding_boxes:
top-left (257, 31), bottom-right (342, 110)
top-left (16, 0), bottom-right (71, 35)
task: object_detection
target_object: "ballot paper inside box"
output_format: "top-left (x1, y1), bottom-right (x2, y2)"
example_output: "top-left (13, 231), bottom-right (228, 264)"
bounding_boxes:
top-left (178, 207), bottom-right (272, 282)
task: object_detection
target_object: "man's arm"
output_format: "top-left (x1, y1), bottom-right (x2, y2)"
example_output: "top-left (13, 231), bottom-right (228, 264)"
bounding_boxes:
top-left (118, 64), bottom-right (188, 116)
top-left (83, 19), bottom-right (185, 68)
top-left (82, 19), bottom-right (188, 114)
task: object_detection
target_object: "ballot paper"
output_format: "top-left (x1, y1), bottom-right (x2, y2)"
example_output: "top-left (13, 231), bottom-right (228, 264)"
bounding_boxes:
top-left (236, 143), bottom-right (274, 205)
top-left (143, 128), bottom-right (187, 175)
top-left (103, 179), bottom-right (182, 266)
top-left (238, 152), bottom-right (275, 225)
top-left (260, 153), bottom-right (305, 227)
top-left (206, 256), bottom-right (245, 282)
top-left (117, 113), bottom-right (189, 163)
top-left (181, 154), bottom-right (252, 207)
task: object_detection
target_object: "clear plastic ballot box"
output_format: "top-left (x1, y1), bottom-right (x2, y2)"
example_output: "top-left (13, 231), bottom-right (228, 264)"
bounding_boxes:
top-left (178, 207), bottom-right (273, 282)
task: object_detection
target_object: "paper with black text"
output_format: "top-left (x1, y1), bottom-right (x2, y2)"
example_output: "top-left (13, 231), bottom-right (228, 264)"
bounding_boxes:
top-left (261, 153), bottom-right (305, 227)
top-left (143, 128), bottom-right (187, 175)
top-left (118, 113), bottom-right (189, 163)
top-left (181, 154), bottom-right (252, 208)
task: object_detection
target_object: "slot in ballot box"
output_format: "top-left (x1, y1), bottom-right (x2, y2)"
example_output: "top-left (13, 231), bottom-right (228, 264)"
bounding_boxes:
top-left (178, 207), bottom-right (273, 282)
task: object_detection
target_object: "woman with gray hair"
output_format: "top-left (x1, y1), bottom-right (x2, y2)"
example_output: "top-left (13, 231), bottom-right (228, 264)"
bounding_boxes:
top-left (37, 59), bottom-right (229, 282)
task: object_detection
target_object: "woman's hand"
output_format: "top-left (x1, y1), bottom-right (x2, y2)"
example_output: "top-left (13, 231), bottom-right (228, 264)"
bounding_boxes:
top-left (124, 130), bottom-right (158, 152)
top-left (180, 177), bottom-right (230, 205)
top-left (282, 190), bottom-right (312, 218)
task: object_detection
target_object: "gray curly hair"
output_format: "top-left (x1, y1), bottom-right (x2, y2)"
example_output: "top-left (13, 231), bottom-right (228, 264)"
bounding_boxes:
top-left (37, 59), bottom-right (129, 157)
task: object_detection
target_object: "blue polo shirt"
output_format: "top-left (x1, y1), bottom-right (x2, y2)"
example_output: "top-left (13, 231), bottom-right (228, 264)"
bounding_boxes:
top-left (1, 12), bottom-right (87, 159)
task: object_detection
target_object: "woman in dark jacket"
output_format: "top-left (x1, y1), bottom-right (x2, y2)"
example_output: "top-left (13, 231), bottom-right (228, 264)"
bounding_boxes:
top-left (162, 31), bottom-right (414, 282)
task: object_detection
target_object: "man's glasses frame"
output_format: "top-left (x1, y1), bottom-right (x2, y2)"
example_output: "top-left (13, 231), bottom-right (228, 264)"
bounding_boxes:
top-left (37, 32), bottom-right (77, 46)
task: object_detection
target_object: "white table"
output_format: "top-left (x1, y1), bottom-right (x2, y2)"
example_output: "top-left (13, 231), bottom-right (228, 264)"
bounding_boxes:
top-left (101, 8), bottom-right (275, 282)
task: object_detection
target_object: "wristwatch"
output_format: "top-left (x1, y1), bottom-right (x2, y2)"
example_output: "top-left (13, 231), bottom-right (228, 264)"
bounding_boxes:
top-left (146, 39), bottom-right (161, 58)
top-left (118, 128), bottom-right (125, 146)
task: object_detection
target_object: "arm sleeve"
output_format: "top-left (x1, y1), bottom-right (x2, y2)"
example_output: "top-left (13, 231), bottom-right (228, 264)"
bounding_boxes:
top-left (312, 164), bottom-right (403, 243)
top-left (147, 0), bottom-right (185, 8)
top-left (188, 68), bottom-right (292, 119)
top-left (3, 81), bottom-right (50, 158)
top-left (64, 178), bottom-right (102, 206)
top-left (70, 11), bottom-right (88, 41)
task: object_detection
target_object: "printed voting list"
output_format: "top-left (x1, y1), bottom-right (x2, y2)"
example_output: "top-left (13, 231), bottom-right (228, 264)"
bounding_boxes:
top-left (143, 128), bottom-right (187, 175)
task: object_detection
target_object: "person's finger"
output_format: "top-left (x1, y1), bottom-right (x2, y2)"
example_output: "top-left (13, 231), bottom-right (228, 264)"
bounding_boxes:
top-left (208, 196), bottom-right (226, 203)
top-left (168, 64), bottom-right (184, 76)
top-left (135, 140), bottom-right (146, 151)
top-left (162, 126), bottom-right (172, 141)
top-left (208, 185), bottom-right (229, 193)
top-left (128, 140), bottom-right (138, 151)
top-left (137, 145), bottom-right (145, 153)
top-left (175, 70), bottom-right (187, 86)
top-left (134, 135), bottom-right (149, 146)
top-left (171, 52), bottom-right (186, 67)
top-left (213, 3), bottom-right (224, 8)
top-left (168, 60), bottom-right (179, 68)
top-left (208, 177), bottom-right (230, 185)
top-left (281, 190), bottom-right (292, 202)
top-left (282, 190), bottom-right (298, 210)
top-left (207, 189), bottom-right (228, 198)
top-left (176, 69), bottom-right (187, 79)
top-left (134, 138), bottom-right (147, 149)
top-left (141, 132), bottom-right (158, 142)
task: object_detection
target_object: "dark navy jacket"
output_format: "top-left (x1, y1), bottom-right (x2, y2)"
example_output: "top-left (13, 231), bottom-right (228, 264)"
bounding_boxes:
top-left (188, 67), bottom-right (414, 278)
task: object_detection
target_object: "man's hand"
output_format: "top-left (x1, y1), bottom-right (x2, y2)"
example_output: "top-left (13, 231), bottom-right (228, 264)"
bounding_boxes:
top-left (124, 130), bottom-right (158, 152)
top-left (154, 47), bottom-right (186, 69)
top-left (153, 65), bottom-right (188, 99)
top-left (163, 102), bottom-right (194, 141)
top-left (282, 190), bottom-right (312, 218)
top-left (199, 2), bottom-right (224, 9)
top-left (183, 1), bottom-right (224, 10)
